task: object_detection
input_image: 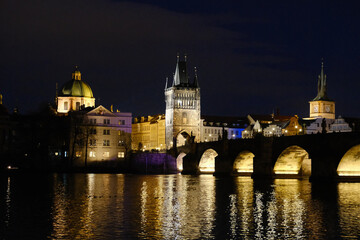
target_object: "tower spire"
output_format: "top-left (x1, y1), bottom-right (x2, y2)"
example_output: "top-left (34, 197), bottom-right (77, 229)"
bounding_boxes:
top-left (313, 59), bottom-right (329, 101)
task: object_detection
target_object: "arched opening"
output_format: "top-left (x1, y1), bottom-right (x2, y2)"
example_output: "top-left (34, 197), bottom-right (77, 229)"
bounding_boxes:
top-left (337, 145), bottom-right (360, 176)
top-left (177, 131), bottom-right (190, 147)
top-left (199, 149), bottom-right (218, 173)
top-left (176, 152), bottom-right (186, 172)
top-left (273, 146), bottom-right (311, 177)
top-left (233, 151), bottom-right (254, 175)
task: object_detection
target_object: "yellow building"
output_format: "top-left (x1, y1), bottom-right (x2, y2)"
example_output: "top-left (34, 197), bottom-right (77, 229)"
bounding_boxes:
top-left (132, 114), bottom-right (165, 151)
top-left (282, 115), bottom-right (303, 136)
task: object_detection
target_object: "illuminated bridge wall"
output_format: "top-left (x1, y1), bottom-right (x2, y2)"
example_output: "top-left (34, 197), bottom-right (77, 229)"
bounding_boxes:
top-left (179, 133), bottom-right (360, 180)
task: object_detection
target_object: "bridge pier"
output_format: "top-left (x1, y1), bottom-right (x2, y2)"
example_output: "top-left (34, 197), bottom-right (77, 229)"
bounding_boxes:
top-left (309, 152), bottom-right (339, 182)
top-left (252, 136), bottom-right (274, 180)
top-left (214, 154), bottom-right (233, 176)
top-left (181, 153), bottom-right (199, 175)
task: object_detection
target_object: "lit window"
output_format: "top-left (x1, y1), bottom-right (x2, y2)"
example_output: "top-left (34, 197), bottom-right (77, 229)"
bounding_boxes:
top-left (64, 102), bottom-right (68, 110)
top-left (118, 152), bottom-right (125, 158)
top-left (103, 152), bottom-right (110, 157)
top-left (103, 140), bottom-right (110, 146)
top-left (89, 151), bottom-right (96, 157)
top-left (76, 151), bottom-right (82, 157)
top-left (55, 152), bottom-right (59, 156)
top-left (64, 151), bottom-right (68, 157)
top-left (90, 139), bottom-right (96, 146)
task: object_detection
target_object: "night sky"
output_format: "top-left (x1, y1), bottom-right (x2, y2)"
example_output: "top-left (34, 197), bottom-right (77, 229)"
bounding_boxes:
top-left (1, 0), bottom-right (360, 118)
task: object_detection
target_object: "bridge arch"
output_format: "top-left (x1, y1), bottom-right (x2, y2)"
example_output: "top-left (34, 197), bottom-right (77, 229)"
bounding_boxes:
top-left (233, 150), bottom-right (255, 174)
top-left (175, 130), bottom-right (190, 147)
top-left (273, 145), bottom-right (311, 177)
top-left (198, 148), bottom-right (218, 173)
top-left (337, 144), bottom-right (360, 176)
top-left (176, 152), bottom-right (186, 172)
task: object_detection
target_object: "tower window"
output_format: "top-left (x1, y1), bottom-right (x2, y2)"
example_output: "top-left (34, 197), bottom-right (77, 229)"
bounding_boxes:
top-left (182, 112), bottom-right (187, 124)
top-left (64, 102), bottom-right (68, 110)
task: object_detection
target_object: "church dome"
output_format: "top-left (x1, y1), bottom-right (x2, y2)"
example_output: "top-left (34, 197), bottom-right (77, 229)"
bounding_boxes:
top-left (59, 67), bottom-right (94, 98)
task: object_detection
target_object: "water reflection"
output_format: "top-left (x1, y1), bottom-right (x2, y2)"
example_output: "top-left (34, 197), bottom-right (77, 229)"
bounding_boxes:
top-left (1, 174), bottom-right (360, 239)
top-left (338, 183), bottom-right (360, 238)
top-left (137, 175), bottom-right (216, 239)
top-left (5, 177), bottom-right (11, 227)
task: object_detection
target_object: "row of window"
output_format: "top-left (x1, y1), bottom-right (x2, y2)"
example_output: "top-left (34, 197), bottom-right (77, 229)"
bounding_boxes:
top-left (89, 118), bottom-right (126, 125)
top-left (84, 151), bottom-right (125, 158)
top-left (89, 139), bottom-right (125, 146)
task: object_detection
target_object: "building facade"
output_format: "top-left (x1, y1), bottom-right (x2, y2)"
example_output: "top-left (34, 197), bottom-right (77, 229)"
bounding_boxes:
top-left (70, 105), bottom-right (132, 167)
top-left (132, 114), bottom-right (166, 151)
top-left (165, 55), bottom-right (201, 148)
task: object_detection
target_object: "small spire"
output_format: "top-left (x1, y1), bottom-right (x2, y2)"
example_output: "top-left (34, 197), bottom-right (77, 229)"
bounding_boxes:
top-left (193, 67), bottom-right (199, 87)
top-left (72, 66), bottom-right (81, 80)
top-left (165, 77), bottom-right (168, 89)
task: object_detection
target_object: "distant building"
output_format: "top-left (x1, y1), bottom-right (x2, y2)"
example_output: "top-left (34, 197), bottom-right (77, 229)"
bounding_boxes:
top-left (132, 114), bottom-right (166, 151)
top-left (69, 105), bottom-right (132, 167)
top-left (0, 94), bottom-right (12, 165)
top-left (57, 67), bottom-right (95, 114)
top-left (305, 118), bottom-right (334, 134)
top-left (201, 116), bottom-right (247, 142)
top-left (165, 55), bottom-right (200, 148)
top-left (309, 61), bottom-right (335, 119)
top-left (329, 116), bottom-right (352, 133)
top-left (242, 114), bottom-right (302, 138)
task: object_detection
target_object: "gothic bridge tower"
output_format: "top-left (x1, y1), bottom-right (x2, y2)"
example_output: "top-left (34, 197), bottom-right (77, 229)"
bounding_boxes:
top-left (309, 61), bottom-right (335, 119)
top-left (165, 55), bottom-right (201, 148)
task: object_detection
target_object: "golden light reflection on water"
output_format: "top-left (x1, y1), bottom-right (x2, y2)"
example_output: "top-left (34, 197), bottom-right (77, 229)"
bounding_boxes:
top-left (137, 175), bottom-right (216, 239)
top-left (337, 183), bottom-right (360, 237)
top-left (45, 174), bottom-right (360, 239)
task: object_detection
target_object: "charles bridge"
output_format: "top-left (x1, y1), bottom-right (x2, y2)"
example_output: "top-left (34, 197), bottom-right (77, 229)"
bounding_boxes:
top-left (174, 132), bottom-right (360, 181)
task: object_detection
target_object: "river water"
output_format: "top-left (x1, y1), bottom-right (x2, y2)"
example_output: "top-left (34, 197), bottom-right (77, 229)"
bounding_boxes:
top-left (1, 174), bottom-right (359, 239)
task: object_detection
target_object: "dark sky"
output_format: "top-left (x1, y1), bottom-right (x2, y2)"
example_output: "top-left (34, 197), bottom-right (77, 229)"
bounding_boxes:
top-left (1, 0), bottom-right (360, 118)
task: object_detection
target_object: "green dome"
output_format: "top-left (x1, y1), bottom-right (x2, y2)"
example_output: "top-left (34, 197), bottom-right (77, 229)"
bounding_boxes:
top-left (59, 68), bottom-right (94, 98)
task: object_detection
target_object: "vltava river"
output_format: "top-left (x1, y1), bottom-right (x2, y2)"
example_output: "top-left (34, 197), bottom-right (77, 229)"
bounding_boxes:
top-left (1, 174), bottom-right (360, 239)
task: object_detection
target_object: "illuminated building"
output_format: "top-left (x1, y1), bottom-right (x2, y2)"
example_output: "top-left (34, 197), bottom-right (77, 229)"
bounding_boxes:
top-left (201, 116), bottom-right (247, 142)
top-left (69, 105), bottom-right (132, 167)
top-left (165, 55), bottom-right (200, 148)
top-left (57, 67), bottom-right (95, 114)
top-left (309, 61), bottom-right (335, 119)
top-left (242, 114), bottom-right (302, 138)
top-left (132, 114), bottom-right (165, 151)
top-left (329, 116), bottom-right (352, 132)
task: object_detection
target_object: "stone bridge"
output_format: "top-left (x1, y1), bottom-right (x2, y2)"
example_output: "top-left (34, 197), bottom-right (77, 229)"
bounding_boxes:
top-left (174, 132), bottom-right (360, 181)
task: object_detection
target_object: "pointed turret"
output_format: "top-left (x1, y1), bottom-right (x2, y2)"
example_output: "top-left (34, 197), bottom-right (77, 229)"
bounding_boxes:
top-left (193, 67), bottom-right (200, 88)
top-left (165, 77), bottom-right (168, 89)
top-left (173, 55), bottom-right (189, 86)
top-left (313, 60), bottom-right (330, 101)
